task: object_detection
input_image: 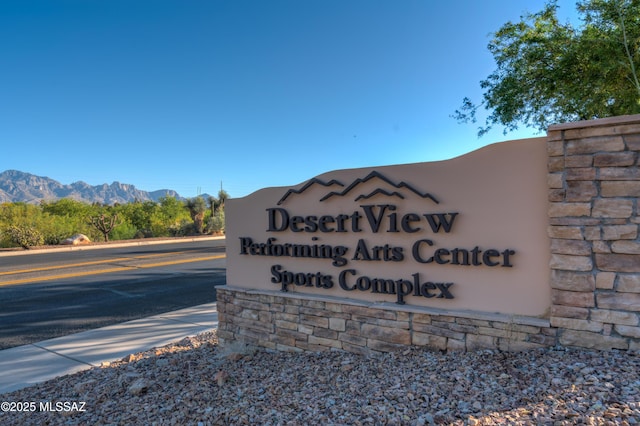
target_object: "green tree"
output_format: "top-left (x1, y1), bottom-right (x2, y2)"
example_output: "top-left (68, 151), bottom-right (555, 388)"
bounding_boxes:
top-left (185, 197), bottom-right (207, 234)
top-left (41, 198), bottom-right (90, 217)
top-left (454, 0), bottom-right (640, 136)
top-left (0, 202), bottom-right (41, 227)
top-left (40, 199), bottom-right (93, 243)
top-left (207, 190), bottom-right (229, 216)
top-left (217, 189), bottom-right (229, 211)
top-left (207, 196), bottom-right (217, 217)
top-left (0, 202), bottom-right (47, 247)
top-left (204, 190), bottom-right (229, 234)
top-left (154, 196), bottom-right (190, 236)
top-left (116, 200), bottom-right (158, 237)
top-left (159, 196), bottom-right (185, 221)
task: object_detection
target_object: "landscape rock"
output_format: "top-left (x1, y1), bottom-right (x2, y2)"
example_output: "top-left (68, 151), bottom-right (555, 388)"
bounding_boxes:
top-left (1, 331), bottom-right (639, 425)
top-left (61, 234), bottom-right (91, 245)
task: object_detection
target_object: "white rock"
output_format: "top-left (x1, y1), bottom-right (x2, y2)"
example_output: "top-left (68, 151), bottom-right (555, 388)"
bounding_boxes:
top-left (61, 233), bottom-right (91, 245)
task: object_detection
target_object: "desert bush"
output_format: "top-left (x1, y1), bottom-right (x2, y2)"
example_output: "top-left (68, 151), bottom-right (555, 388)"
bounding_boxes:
top-left (6, 225), bottom-right (45, 249)
top-left (0, 194), bottom-right (225, 245)
top-left (109, 220), bottom-right (137, 241)
top-left (44, 232), bottom-right (67, 245)
top-left (185, 197), bottom-right (207, 234)
top-left (41, 199), bottom-right (90, 217)
top-left (168, 219), bottom-right (197, 237)
top-left (207, 210), bottom-right (225, 234)
top-left (133, 229), bottom-right (153, 239)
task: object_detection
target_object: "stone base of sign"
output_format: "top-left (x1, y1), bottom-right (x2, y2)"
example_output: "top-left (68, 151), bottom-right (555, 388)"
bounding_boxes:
top-left (216, 286), bottom-right (556, 354)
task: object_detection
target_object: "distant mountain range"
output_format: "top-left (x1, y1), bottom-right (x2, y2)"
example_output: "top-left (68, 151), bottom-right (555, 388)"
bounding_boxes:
top-left (0, 170), bottom-right (207, 205)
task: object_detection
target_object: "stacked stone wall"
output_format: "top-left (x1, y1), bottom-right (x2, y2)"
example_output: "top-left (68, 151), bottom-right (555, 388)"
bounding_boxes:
top-left (217, 287), bottom-right (556, 354)
top-left (547, 115), bottom-right (640, 351)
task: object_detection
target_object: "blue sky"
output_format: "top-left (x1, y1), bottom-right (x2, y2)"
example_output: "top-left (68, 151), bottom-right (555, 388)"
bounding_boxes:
top-left (1, 0), bottom-right (578, 199)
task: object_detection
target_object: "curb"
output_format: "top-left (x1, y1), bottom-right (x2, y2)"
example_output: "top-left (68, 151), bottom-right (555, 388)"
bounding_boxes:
top-left (0, 236), bottom-right (225, 257)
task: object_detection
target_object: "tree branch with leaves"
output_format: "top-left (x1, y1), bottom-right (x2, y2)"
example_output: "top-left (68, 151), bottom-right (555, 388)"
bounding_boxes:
top-left (454, 0), bottom-right (640, 136)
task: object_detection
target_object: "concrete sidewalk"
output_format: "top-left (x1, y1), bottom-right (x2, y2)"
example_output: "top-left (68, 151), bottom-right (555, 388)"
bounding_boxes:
top-left (0, 302), bottom-right (218, 394)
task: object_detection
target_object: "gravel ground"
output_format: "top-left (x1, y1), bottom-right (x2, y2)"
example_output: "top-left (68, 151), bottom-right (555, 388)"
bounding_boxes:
top-left (1, 329), bottom-right (639, 425)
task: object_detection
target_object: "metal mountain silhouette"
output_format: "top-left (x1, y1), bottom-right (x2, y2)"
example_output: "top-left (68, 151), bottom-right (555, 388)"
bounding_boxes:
top-left (277, 178), bottom-right (344, 205)
top-left (354, 188), bottom-right (406, 201)
top-left (320, 171), bottom-right (439, 203)
top-left (277, 171), bottom-right (439, 204)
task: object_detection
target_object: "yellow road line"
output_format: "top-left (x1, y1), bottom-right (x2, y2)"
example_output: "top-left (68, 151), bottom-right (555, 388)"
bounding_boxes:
top-left (0, 254), bottom-right (226, 286)
top-left (132, 255), bottom-right (226, 269)
top-left (0, 257), bottom-right (132, 276)
top-left (0, 250), bottom-right (207, 276)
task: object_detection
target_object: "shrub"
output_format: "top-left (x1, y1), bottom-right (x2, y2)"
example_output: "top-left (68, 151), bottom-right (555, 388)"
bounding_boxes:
top-left (109, 221), bottom-right (137, 241)
top-left (6, 225), bottom-right (45, 249)
top-left (169, 219), bottom-right (196, 237)
top-left (207, 211), bottom-right (225, 234)
top-left (44, 232), bottom-right (67, 245)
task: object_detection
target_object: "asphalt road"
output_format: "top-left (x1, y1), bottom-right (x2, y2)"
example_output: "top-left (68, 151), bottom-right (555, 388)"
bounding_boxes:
top-left (0, 238), bottom-right (226, 350)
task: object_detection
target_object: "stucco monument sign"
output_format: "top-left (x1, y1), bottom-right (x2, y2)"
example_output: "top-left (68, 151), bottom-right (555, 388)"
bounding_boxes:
top-left (219, 115), bottom-right (640, 353)
top-left (226, 137), bottom-right (550, 317)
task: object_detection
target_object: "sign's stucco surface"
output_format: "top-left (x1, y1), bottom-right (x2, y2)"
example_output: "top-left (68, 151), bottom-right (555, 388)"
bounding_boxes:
top-left (226, 137), bottom-right (550, 317)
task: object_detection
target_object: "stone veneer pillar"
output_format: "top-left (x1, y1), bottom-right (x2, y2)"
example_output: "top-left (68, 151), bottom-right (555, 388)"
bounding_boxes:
top-left (547, 114), bottom-right (640, 351)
